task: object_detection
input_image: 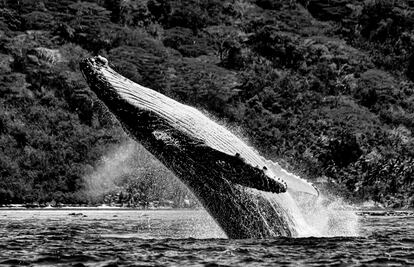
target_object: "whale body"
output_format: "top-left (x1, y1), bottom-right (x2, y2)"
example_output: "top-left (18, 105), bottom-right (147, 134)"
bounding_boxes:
top-left (80, 56), bottom-right (318, 238)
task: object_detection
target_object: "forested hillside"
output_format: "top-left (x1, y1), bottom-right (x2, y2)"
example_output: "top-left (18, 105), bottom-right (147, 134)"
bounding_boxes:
top-left (0, 0), bottom-right (413, 208)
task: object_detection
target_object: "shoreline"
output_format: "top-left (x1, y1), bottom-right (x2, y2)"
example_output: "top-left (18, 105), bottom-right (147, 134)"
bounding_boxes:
top-left (0, 206), bottom-right (201, 211)
top-left (0, 207), bottom-right (412, 216)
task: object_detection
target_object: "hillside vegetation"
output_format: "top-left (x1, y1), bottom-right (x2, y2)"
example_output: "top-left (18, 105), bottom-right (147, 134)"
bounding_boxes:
top-left (0, 0), bottom-right (413, 208)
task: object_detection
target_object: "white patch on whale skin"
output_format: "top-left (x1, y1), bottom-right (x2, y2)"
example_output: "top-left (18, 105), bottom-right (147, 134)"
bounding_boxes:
top-left (152, 130), bottom-right (180, 147)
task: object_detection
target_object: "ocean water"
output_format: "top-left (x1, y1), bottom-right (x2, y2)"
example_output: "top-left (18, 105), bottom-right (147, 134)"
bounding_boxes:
top-left (0, 209), bottom-right (412, 266)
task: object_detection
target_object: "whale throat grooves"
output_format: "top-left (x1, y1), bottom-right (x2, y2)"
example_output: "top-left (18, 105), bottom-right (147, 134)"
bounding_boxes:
top-left (80, 56), bottom-right (319, 239)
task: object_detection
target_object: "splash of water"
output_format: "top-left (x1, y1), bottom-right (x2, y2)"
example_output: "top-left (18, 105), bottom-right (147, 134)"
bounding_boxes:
top-left (293, 193), bottom-right (360, 237)
top-left (84, 141), bottom-right (136, 198)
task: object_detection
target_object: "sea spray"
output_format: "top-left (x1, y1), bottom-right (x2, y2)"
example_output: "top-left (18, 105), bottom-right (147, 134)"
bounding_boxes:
top-left (83, 140), bottom-right (197, 207)
top-left (294, 193), bottom-right (360, 237)
top-left (84, 141), bottom-right (137, 199)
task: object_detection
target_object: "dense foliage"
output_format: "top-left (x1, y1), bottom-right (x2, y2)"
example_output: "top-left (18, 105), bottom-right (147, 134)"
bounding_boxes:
top-left (0, 0), bottom-right (413, 208)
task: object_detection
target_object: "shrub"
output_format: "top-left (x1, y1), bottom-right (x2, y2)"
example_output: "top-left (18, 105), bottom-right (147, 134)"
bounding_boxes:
top-left (163, 27), bottom-right (211, 57)
top-left (111, 27), bottom-right (167, 57)
top-left (359, 0), bottom-right (404, 40)
top-left (163, 27), bottom-right (193, 49)
top-left (255, 0), bottom-right (283, 10)
top-left (167, 5), bottom-right (208, 33)
top-left (408, 53), bottom-right (414, 82)
top-left (103, 0), bottom-right (122, 22)
top-left (119, 0), bottom-right (153, 27)
top-left (60, 43), bottom-right (90, 71)
top-left (325, 131), bottom-right (363, 168)
top-left (354, 69), bottom-right (397, 110)
top-left (0, 8), bottom-right (21, 31)
top-left (153, 0), bottom-right (227, 33)
top-left (147, 0), bottom-right (172, 23)
top-left (250, 26), bottom-right (304, 68)
top-left (305, 0), bottom-right (353, 22)
top-left (66, 2), bottom-right (112, 52)
top-left (22, 11), bottom-right (54, 30)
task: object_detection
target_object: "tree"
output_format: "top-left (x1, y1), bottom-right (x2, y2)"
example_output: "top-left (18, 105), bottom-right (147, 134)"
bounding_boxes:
top-left (66, 2), bottom-right (112, 52)
top-left (408, 53), bottom-right (414, 82)
top-left (103, 0), bottom-right (121, 23)
top-left (119, 0), bottom-right (153, 27)
top-left (250, 26), bottom-right (304, 68)
top-left (206, 25), bottom-right (243, 67)
top-left (147, 0), bottom-right (171, 24)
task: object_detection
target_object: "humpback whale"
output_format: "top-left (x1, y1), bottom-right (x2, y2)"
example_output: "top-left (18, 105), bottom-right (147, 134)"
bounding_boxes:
top-left (80, 56), bottom-right (319, 238)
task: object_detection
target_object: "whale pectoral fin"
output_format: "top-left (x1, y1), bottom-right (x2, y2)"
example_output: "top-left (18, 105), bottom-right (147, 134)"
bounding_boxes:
top-left (193, 147), bottom-right (286, 194)
top-left (236, 169), bottom-right (287, 194)
top-left (265, 160), bottom-right (319, 196)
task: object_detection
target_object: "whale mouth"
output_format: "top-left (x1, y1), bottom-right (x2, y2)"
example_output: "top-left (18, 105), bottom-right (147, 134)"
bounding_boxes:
top-left (80, 56), bottom-right (318, 197)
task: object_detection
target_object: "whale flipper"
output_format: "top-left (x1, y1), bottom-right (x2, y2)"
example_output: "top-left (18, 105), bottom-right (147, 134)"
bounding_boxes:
top-left (192, 146), bottom-right (287, 194)
top-left (264, 160), bottom-right (318, 196)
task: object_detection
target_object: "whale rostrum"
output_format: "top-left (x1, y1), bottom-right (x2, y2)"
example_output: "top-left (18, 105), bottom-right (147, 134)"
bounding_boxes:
top-left (80, 56), bottom-right (319, 238)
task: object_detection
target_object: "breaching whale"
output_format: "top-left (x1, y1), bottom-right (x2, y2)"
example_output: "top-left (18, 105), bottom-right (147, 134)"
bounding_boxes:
top-left (80, 56), bottom-right (318, 238)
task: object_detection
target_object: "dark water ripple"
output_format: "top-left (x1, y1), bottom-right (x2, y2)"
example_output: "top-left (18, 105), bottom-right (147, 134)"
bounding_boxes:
top-left (0, 210), bottom-right (412, 266)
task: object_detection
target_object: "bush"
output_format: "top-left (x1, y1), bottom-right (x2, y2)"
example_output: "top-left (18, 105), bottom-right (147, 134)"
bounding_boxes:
top-left (163, 27), bottom-right (211, 57)
top-left (408, 53), bottom-right (414, 81)
top-left (255, 0), bottom-right (283, 10)
top-left (154, 0), bottom-right (227, 33)
top-left (111, 27), bottom-right (167, 56)
top-left (60, 43), bottom-right (90, 71)
top-left (163, 27), bottom-right (194, 49)
top-left (0, 8), bottom-right (22, 31)
top-left (305, 0), bottom-right (353, 22)
top-left (167, 5), bottom-right (208, 33)
top-left (66, 2), bottom-right (112, 52)
top-left (358, 0), bottom-right (411, 41)
top-left (354, 69), bottom-right (397, 110)
top-left (250, 26), bottom-right (304, 68)
top-left (147, 0), bottom-right (172, 24)
top-left (22, 11), bottom-right (54, 30)
top-left (103, 0), bottom-right (122, 23)
top-left (119, 0), bottom-right (153, 27)
top-left (324, 131), bottom-right (363, 168)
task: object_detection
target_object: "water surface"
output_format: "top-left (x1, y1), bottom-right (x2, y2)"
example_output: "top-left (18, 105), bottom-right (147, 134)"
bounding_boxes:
top-left (0, 209), bottom-right (412, 266)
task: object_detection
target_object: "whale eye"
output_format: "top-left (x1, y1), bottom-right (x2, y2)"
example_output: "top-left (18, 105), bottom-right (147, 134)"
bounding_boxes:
top-left (96, 55), bottom-right (108, 66)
